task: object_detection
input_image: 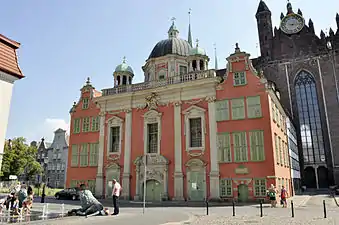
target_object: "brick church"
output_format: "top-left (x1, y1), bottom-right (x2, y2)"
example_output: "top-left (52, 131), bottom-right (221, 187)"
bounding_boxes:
top-left (253, 1), bottom-right (339, 189)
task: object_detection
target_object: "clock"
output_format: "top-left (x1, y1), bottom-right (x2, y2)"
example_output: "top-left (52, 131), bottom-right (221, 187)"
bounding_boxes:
top-left (280, 13), bottom-right (305, 34)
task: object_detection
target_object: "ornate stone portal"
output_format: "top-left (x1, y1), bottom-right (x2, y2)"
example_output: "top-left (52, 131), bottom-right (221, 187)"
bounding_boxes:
top-left (133, 154), bottom-right (169, 201)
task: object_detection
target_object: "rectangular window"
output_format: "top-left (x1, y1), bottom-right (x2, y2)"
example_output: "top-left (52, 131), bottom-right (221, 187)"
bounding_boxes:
top-left (87, 180), bottom-right (96, 193)
top-left (274, 134), bottom-right (279, 164)
top-left (282, 141), bottom-right (286, 166)
top-left (247, 96), bottom-right (262, 118)
top-left (231, 98), bottom-right (245, 120)
top-left (73, 118), bottom-right (81, 134)
top-left (80, 143), bottom-right (88, 167)
top-left (110, 127), bottom-right (120, 152)
top-left (216, 100), bottom-right (229, 121)
top-left (189, 118), bottom-right (202, 148)
top-left (91, 116), bottom-right (100, 132)
top-left (254, 179), bottom-right (266, 196)
top-left (250, 130), bottom-right (265, 161)
top-left (89, 143), bottom-right (99, 166)
top-left (217, 133), bottom-right (231, 162)
top-left (233, 132), bottom-right (248, 162)
top-left (147, 123), bottom-right (158, 153)
top-left (82, 117), bottom-right (90, 132)
top-left (233, 72), bottom-right (246, 86)
top-left (179, 65), bottom-right (187, 75)
top-left (70, 180), bottom-right (77, 188)
top-left (276, 106), bottom-right (280, 127)
top-left (278, 137), bottom-right (282, 165)
top-left (82, 98), bottom-right (89, 109)
top-left (71, 144), bottom-right (78, 167)
top-left (220, 179), bottom-right (233, 197)
top-left (272, 102), bottom-right (276, 122)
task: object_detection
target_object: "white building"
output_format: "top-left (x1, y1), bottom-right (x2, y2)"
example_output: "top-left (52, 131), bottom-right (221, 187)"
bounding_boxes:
top-left (0, 34), bottom-right (24, 170)
top-left (287, 117), bottom-right (301, 194)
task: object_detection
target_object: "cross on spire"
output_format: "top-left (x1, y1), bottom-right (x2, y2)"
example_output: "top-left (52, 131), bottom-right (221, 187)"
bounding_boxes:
top-left (171, 17), bottom-right (176, 24)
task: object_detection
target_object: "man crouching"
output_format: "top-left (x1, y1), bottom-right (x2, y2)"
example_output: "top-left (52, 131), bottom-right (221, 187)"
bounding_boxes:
top-left (68, 184), bottom-right (109, 217)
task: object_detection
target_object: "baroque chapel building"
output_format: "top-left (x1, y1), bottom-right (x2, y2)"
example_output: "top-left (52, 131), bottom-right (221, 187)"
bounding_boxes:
top-left (67, 18), bottom-right (293, 202)
top-left (253, 1), bottom-right (339, 189)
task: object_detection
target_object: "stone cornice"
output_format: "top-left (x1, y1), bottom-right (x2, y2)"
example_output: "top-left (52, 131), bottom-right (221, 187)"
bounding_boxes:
top-left (0, 70), bottom-right (18, 84)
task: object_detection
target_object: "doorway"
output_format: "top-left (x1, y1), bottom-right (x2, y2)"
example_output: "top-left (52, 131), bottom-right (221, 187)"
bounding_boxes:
top-left (238, 184), bottom-right (249, 202)
top-left (187, 171), bottom-right (205, 201)
top-left (142, 179), bottom-right (163, 201)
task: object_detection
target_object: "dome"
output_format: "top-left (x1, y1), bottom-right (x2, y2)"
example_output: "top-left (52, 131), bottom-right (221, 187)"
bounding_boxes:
top-left (148, 38), bottom-right (191, 59)
top-left (114, 57), bottom-right (134, 74)
top-left (189, 46), bottom-right (206, 56)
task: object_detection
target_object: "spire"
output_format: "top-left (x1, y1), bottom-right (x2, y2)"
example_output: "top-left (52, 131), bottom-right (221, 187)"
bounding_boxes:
top-left (86, 77), bottom-right (91, 85)
top-left (168, 17), bottom-right (179, 38)
top-left (329, 28), bottom-right (335, 36)
top-left (320, 30), bottom-right (326, 39)
top-left (287, 0), bottom-right (293, 15)
top-left (297, 8), bottom-right (303, 16)
top-left (188, 8), bottom-right (193, 47)
top-left (214, 43), bottom-right (218, 70)
top-left (308, 19), bottom-right (314, 33)
top-left (256, 0), bottom-right (271, 17)
top-left (336, 13), bottom-right (339, 29)
top-left (235, 43), bottom-right (241, 53)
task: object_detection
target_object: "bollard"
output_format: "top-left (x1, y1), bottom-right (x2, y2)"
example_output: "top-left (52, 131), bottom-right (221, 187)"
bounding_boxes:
top-left (323, 200), bottom-right (327, 218)
top-left (260, 200), bottom-right (263, 217)
top-left (232, 199), bottom-right (235, 216)
top-left (205, 199), bottom-right (209, 215)
top-left (291, 200), bottom-right (294, 218)
top-left (61, 203), bottom-right (65, 218)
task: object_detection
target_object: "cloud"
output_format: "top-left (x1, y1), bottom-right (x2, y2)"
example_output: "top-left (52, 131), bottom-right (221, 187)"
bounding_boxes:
top-left (26, 118), bottom-right (70, 143)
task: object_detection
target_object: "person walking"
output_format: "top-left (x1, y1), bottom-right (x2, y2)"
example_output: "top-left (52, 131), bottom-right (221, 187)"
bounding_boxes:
top-left (111, 179), bottom-right (121, 215)
top-left (267, 184), bottom-right (277, 208)
top-left (280, 185), bottom-right (288, 208)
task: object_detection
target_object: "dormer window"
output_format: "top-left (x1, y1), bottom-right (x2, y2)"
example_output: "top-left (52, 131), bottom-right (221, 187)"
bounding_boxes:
top-left (82, 98), bottom-right (89, 109)
top-left (233, 72), bottom-right (247, 86)
top-left (158, 70), bottom-right (166, 80)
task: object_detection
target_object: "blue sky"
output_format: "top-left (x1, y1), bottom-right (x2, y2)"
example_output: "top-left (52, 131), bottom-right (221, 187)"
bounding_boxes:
top-left (2, 0), bottom-right (338, 142)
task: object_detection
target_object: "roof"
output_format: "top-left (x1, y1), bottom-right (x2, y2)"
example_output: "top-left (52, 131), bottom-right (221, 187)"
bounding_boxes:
top-left (0, 34), bottom-right (24, 79)
top-left (148, 38), bottom-right (191, 59)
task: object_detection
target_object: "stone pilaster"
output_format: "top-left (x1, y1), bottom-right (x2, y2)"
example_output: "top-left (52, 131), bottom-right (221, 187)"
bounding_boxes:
top-left (122, 110), bottom-right (132, 200)
top-left (95, 111), bottom-right (105, 197)
top-left (207, 99), bottom-right (220, 200)
top-left (173, 102), bottom-right (184, 200)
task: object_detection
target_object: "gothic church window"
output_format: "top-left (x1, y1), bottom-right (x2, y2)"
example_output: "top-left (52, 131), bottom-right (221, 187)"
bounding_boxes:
top-left (295, 71), bottom-right (325, 164)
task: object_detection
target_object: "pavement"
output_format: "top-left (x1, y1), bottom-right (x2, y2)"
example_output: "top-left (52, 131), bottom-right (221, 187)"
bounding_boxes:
top-left (1, 194), bottom-right (338, 224)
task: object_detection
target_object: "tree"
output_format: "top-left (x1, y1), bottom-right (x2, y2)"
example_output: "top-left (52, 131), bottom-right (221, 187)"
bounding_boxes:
top-left (1, 137), bottom-right (43, 181)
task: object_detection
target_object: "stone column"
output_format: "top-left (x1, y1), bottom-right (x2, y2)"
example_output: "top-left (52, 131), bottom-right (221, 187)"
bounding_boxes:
top-left (95, 111), bottom-right (106, 197)
top-left (122, 109), bottom-right (132, 199)
top-left (173, 102), bottom-right (184, 200)
top-left (134, 167), bottom-right (140, 200)
top-left (207, 98), bottom-right (220, 200)
top-left (163, 168), bottom-right (169, 200)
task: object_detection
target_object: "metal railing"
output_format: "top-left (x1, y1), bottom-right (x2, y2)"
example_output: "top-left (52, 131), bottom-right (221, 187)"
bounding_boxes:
top-left (102, 70), bottom-right (217, 96)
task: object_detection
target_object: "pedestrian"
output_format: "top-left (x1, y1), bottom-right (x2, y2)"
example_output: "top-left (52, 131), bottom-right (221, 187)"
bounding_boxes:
top-left (267, 184), bottom-right (277, 208)
top-left (111, 179), bottom-right (122, 215)
top-left (280, 185), bottom-right (288, 208)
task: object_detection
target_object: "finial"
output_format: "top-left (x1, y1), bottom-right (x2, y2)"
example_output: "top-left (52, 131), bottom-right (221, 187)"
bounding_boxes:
top-left (297, 8), bottom-right (303, 16)
top-left (171, 17), bottom-right (176, 24)
top-left (122, 56), bottom-right (126, 63)
top-left (280, 12), bottom-right (284, 20)
top-left (73, 101), bottom-right (76, 106)
top-left (235, 43), bottom-right (240, 53)
top-left (195, 39), bottom-right (199, 47)
top-left (214, 43), bottom-right (218, 70)
top-left (188, 8), bottom-right (192, 23)
top-left (287, 0), bottom-right (293, 14)
top-left (86, 77), bottom-right (90, 85)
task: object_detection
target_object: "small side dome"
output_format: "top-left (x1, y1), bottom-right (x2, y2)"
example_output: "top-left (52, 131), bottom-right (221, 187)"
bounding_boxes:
top-left (114, 57), bottom-right (134, 75)
top-left (189, 39), bottom-right (206, 56)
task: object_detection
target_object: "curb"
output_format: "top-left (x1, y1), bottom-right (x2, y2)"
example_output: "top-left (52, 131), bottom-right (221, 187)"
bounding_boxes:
top-left (159, 213), bottom-right (197, 225)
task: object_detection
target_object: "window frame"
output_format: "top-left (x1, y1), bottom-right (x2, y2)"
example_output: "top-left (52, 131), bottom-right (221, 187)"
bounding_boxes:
top-left (107, 116), bottom-right (123, 154)
top-left (82, 98), bottom-right (89, 109)
top-left (143, 110), bottom-right (162, 155)
top-left (91, 116), bottom-right (100, 132)
top-left (233, 71), bottom-right (247, 86)
top-left (71, 144), bottom-right (79, 167)
top-left (220, 179), bottom-right (233, 197)
top-left (233, 132), bottom-right (248, 162)
top-left (183, 106), bottom-right (206, 152)
top-left (80, 143), bottom-right (88, 167)
top-left (82, 117), bottom-right (90, 132)
top-left (249, 130), bottom-right (265, 161)
top-left (246, 96), bottom-right (262, 118)
top-left (73, 118), bottom-right (81, 134)
top-left (216, 99), bottom-right (229, 121)
top-left (253, 178), bottom-right (266, 197)
top-left (231, 98), bottom-right (245, 120)
top-left (89, 143), bottom-right (99, 166)
top-left (217, 132), bottom-right (232, 163)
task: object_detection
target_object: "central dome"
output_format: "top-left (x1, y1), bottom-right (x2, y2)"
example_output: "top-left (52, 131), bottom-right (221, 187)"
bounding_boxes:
top-left (148, 20), bottom-right (192, 60)
top-left (148, 38), bottom-right (191, 59)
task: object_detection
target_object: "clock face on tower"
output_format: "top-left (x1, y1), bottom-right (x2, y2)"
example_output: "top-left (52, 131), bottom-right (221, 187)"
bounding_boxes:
top-left (280, 13), bottom-right (305, 34)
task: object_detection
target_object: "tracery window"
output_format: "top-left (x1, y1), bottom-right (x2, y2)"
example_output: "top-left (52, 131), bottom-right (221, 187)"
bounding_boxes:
top-left (295, 71), bottom-right (325, 164)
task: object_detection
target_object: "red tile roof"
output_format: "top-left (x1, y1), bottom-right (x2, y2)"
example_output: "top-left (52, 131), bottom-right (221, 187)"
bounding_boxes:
top-left (0, 34), bottom-right (24, 79)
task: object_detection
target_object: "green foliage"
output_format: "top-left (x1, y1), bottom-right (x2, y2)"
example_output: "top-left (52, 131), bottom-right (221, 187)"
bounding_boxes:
top-left (1, 137), bottom-right (43, 181)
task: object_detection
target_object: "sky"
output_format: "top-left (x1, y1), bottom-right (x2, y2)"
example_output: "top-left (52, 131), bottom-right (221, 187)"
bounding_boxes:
top-left (2, 0), bottom-right (339, 143)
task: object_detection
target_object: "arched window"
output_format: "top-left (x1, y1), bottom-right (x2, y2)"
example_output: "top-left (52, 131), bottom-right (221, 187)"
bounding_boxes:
top-left (295, 71), bottom-right (325, 164)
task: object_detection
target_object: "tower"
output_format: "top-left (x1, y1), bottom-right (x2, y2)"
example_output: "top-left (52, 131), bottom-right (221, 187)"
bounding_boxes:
top-left (187, 39), bottom-right (209, 72)
top-left (256, 0), bottom-right (273, 59)
top-left (113, 57), bottom-right (134, 86)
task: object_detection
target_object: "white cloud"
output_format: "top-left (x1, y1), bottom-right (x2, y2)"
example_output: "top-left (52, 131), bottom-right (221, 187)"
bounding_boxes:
top-left (27, 118), bottom-right (70, 143)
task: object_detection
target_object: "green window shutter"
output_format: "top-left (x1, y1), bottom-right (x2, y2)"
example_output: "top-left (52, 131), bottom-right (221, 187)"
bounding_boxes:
top-left (233, 132), bottom-right (247, 162)
top-left (240, 132), bottom-right (248, 162)
top-left (258, 131), bottom-right (265, 161)
top-left (231, 98), bottom-right (245, 120)
top-left (73, 119), bottom-right (80, 134)
top-left (71, 144), bottom-right (78, 167)
top-left (217, 133), bottom-right (231, 162)
top-left (80, 144), bottom-right (88, 167)
top-left (250, 131), bottom-right (257, 161)
top-left (247, 96), bottom-right (262, 118)
top-left (250, 130), bottom-right (265, 161)
top-left (216, 100), bottom-right (229, 121)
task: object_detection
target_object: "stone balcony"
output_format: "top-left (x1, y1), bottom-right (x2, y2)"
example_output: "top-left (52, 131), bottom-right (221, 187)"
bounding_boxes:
top-left (102, 69), bottom-right (217, 96)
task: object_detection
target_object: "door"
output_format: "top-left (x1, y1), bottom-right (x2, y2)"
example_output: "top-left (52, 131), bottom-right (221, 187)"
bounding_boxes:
top-left (143, 180), bottom-right (162, 201)
top-left (238, 184), bottom-right (249, 202)
top-left (188, 171), bottom-right (205, 201)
